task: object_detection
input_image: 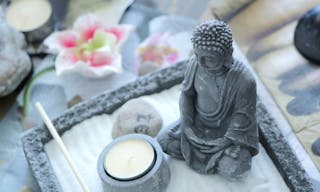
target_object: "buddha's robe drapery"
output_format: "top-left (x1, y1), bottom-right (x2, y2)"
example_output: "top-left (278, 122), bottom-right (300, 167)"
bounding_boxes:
top-left (179, 56), bottom-right (259, 174)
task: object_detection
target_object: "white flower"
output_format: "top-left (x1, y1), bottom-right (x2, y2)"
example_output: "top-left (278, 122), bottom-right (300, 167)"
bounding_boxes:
top-left (44, 14), bottom-right (133, 78)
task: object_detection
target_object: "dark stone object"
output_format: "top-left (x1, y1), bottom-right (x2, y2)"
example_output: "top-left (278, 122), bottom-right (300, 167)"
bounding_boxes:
top-left (158, 20), bottom-right (258, 180)
top-left (311, 138), bottom-right (320, 156)
top-left (98, 134), bottom-right (170, 192)
top-left (24, 19), bottom-right (53, 43)
top-left (48, 0), bottom-right (69, 30)
top-left (294, 6), bottom-right (320, 64)
top-left (22, 60), bottom-right (313, 192)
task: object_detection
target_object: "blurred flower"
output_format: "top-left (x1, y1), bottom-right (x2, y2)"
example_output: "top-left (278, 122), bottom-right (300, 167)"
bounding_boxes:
top-left (135, 32), bottom-right (192, 75)
top-left (44, 14), bottom-right (133, 78)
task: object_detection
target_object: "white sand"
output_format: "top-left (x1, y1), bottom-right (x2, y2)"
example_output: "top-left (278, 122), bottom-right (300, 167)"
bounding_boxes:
top-left (45, 85), bottom-right (289, 192)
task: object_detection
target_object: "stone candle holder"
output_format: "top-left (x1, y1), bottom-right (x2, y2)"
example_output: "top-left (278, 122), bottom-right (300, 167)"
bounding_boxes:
top-left (5, 0), bottom-right (53, 43)
top-left (97, 134), bottom-right (171, 192)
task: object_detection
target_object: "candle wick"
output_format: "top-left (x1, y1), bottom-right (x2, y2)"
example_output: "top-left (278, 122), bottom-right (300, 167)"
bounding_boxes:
top-left (128, 156), bottom-right (135, 165)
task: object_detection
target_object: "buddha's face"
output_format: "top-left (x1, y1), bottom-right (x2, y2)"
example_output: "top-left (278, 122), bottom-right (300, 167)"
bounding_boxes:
top-left (194, 47), bottom-right (231, 71)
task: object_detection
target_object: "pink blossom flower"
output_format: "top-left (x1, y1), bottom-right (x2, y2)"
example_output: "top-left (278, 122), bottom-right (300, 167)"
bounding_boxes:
top-left (135, 32), bottom-right (192, 75)
top-left (136, 33), bottom-right (179, 67)
top-left (44, 14), bottom-right (133, 78)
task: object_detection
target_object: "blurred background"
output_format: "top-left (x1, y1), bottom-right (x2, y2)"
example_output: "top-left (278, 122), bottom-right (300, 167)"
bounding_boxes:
top-left (0, 0), bottom-right (320, 191)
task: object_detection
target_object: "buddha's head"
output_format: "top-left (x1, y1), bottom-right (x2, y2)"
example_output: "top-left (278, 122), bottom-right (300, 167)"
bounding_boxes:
top-left (191, 20), bottom-right (233, 71)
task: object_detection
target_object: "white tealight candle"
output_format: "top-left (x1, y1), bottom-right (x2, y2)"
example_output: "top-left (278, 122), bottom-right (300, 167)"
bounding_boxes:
top-left (5, 0), bottom-right (52, 32)
top-left (104, 139), bottom-right (155, 180)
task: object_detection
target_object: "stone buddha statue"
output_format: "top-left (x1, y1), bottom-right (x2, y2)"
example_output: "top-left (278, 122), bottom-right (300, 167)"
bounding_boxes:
top-left (158, 20), bottom-right (259, 179)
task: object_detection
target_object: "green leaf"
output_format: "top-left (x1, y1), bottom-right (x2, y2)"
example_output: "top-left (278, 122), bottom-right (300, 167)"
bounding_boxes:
top-left (23, 66), bottom-right (55, 118)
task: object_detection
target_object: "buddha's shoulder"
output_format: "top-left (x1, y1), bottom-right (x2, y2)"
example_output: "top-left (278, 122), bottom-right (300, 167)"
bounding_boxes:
top-left (187, 55), bottom-right (197, 66)
top-left (184, 55), bottom-right (198, 74)
top-left (231, 59), bottom-right (256, 86)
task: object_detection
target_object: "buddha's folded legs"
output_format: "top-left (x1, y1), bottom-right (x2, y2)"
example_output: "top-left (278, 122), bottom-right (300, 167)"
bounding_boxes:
top-left (217, 146), bottom-right (252, 180)
top-left (158, 120), bottom-right (252, 179)
top-left (157, 120), bottom-right (184, 160)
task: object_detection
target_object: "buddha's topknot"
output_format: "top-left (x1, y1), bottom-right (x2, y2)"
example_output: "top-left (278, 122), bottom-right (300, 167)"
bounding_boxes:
top-left (191, 20), bottom-right (233, 55)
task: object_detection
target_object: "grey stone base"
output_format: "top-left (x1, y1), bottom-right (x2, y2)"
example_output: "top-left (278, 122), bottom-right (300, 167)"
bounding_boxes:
top-left (22, 61), bottom-right (313, 192)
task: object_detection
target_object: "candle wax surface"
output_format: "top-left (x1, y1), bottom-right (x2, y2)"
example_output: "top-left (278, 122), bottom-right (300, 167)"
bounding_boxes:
top-left (5, 0), bottom-right (52, 32)
top-left (104, 139), bottom-right (155, 180)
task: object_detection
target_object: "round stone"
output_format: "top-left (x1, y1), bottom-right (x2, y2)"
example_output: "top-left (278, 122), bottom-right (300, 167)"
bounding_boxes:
top-left (294, 6), bottom-right (320, 63)
top-left (0, 19), bottom-right (31, 97)
top-left (112, 99), bottom-right (163, 139)
top-left (311, 138), bottom-right (320, 156)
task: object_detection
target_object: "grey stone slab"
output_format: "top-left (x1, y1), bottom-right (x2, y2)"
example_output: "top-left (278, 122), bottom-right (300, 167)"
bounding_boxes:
top-left (22, 60), bottom-right (313, 192)
top-left (257, 100), bottom-right (314, 192)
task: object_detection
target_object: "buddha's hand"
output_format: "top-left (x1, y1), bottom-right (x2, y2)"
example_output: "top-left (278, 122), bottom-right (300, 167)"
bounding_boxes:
top-left (183, 125), bottom-right (199, 141)
top-left (199, 137), bottom-right (232, 154)
top-left (225, 145), bottom-right (241, 159)
top-left (183, 126), bottom-right (212, 149)
top-left (167, 122), bottom-right (181, 139)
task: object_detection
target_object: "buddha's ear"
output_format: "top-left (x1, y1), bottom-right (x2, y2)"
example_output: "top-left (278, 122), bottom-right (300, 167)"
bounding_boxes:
top-left (224, 55), bottom-right (233, 68)
top-left (194, 52), bottom-right (199, 61)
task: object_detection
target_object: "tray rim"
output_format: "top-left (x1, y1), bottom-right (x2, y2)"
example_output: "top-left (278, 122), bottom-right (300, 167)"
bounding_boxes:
top-left (22, 61), bottom-right (313, 192)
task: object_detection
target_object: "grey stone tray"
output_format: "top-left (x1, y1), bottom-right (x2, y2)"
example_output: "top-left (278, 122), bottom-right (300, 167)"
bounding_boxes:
top-left (22, 61), bottom-right (314, 192)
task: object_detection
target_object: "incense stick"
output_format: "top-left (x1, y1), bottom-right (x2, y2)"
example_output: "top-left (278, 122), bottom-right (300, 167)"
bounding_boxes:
top-left (35, 102), bottom-right (90, 192)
